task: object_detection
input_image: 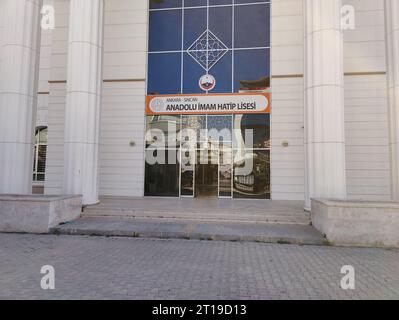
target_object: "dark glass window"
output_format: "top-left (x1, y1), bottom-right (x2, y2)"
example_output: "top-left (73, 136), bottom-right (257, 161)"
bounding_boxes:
top-left (146, 115), bottom-right (181, 148)
top-left (234, 49), bottom-right (270, 92)
top-left (219, 148), bottom-right (232, 197)
top-left (233, 150), bottom-right (270, 199)
top-left (184, 0), bottom-right (207, 6)
top-left (33, 127), bottom-right (47, 182)
top-left (150, 0), bottom-right (182, 10)
top-left (234, 114), bottom-right (270, 149)
top-left (181, 150), bottom-right (195, 196)
top-left (148, 53), bottom-right (181, 95)
top-left (149, 10), bottom-right (182, 52)
top-left (145, 149), bottom-right (180, 197)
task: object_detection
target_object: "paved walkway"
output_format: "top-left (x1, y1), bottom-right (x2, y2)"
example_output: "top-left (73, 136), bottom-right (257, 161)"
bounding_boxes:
top-left (0, 233), bottom-right (398, 300)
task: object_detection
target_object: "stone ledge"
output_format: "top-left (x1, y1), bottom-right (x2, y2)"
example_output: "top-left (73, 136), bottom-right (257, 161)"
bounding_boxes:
top-left (0, 195), bottom-right (82, 234)
top-left (311, 198), bottom-right (399, 248)
top-left (0, 195), bottom-right (80, 202)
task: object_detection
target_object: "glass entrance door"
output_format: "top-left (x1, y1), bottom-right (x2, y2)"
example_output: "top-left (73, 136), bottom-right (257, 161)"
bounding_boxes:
top-left (146, 114), bottom-right (271, 199)
top-left (180, 148), bottom-right (195, 197)
top-left (219, 148), bottom-right (232, 198)
top-left (195, 148), bottom-right (218, 198)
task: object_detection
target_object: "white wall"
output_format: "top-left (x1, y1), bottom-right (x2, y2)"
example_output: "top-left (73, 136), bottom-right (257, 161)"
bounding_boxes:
top-left (342, 0), bottom-right (391, 200)
top-left (0, 1), bottom-right (4, 69)
top-left (271, 0), bottom-right (303, 76)
top-left (344, 75), bottom-right (391, 200)
top-left (44, 0), bottom-right (69, 195)
top-left (271, 77), bottom-right (305, 200)
top-left (343, 0), bottom-right (386, 73)
top-left (100, 81), bottom-right (146, 197)
top-left (270, 0), bottom-right (391, 201)
top-left (270, 0), bottom-right (304, 200)
top-left (43, 0), bottom-right (148, 197)
top-left (99, 0), bottom-right (147, 197)
top-left (36, 0), bottom-right (54, 128)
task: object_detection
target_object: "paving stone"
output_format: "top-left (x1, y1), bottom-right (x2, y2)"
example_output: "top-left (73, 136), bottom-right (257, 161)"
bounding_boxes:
top-left (0, 233), bottom-right (398, 300)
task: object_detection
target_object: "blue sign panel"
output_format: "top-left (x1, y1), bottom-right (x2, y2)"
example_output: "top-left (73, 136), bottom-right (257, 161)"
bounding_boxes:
top-left (147, 0), bottom-right (271, 95)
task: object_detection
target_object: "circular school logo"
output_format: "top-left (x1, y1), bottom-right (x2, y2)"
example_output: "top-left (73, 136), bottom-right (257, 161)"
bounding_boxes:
top-left (150, 98), bottom-right (164, 113)
top-left (199, 74), bottom-right (216, 91)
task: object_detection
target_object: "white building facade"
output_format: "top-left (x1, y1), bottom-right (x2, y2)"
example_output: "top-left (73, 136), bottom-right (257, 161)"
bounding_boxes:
top-left (0, 0), bottom-right (398, 210)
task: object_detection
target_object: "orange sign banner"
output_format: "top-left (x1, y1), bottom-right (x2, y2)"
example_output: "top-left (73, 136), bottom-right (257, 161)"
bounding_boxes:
top-left (146, 92), bottom-right (271, 116)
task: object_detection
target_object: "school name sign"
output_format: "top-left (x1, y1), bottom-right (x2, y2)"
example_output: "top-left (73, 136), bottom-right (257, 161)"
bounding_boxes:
top-left (146, 93), bottom-right (271, 115)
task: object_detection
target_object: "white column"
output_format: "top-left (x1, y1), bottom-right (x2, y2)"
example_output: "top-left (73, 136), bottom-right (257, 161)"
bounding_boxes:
top-left (0, 0), bottom-right (42, 194)
top-left (63, 0), bottom-right (104, 205)
top-left (304, 0), bottom-right (347, 210)
top-left (385, 0), bottom-right (399, 200)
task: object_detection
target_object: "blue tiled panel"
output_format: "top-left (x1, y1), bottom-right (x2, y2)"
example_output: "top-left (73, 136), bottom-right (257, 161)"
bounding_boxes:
top-left (148, 53), bottom-right (182, 94)
top-left (149, 10), bottom-right (182, 51)
top-left (234, 4), bottom-right (270, 48)
top-left (183, 51), bottom-right (232, 93)
top-left (208, 51), bottom-right (233, 93)
top-left (185, 0), bottom-right (233, 6)
top-left (184, 0), bottom-right (207, 6)
top-left (209, 6), bottom-right (232, 48)
top-left (147, 1), bottom-right (270, 94)
top-left (210, 0), bottom-right (233, 5)
top-left (183, 8), bottom-right (207, 49)
top-left (233, 49), bottom-right (270, 91)
top-left (150, 0), bottom-right (182, 9)
top-left (183, 53), bottom-right (204, 94)
top-left (235, 0), bottom-right (268, 4)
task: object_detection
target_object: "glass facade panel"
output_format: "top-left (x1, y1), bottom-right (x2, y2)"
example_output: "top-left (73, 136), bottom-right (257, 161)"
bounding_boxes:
top-left (147, 1), bottom-right (270, 94)
top-left (146, 115), bottom-right (181, 148)
top-left (150, 0), bottom-right (182, 9)
top-left (181, 115), bottom-right (206, 149)
top-left (181, 148), bottom-right (195, 196)
top-left (33, 127), bottom-right (48, 182)
top-left (219, 148), bottom-right (232, 197)
top-left (207, 115), bottom-right (232, 148)
top-left (233, 114), bottom-right (270, 149)
top-left (233, 150), bottom-right (270, 199)
top-left (195, 148), bottom-right (219, 198)
top-left (145, 114), bottom-right (270, 199)
top-left (145, 149), bottom-right (180, 197)
top-left (145, 1), bottom-right (271, 199)
top-left (148, 11), bottom-right (182, 51)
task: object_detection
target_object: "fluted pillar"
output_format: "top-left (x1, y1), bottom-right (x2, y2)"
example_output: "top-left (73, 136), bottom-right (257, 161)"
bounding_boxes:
top-left (0, 0), bottom-right (42, 194)
top-left (304, 0), bottom-right (347, 210)
top-left (385, 0), bottom-right (399, 200)
top-left (63, 0), bottom-right (104, 205)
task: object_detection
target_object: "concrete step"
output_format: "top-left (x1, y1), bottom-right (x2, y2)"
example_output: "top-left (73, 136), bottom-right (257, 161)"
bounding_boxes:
top-left (52, 216), bottom-right (327, 246)
top-left (82, 208), bottom-right (311, 225)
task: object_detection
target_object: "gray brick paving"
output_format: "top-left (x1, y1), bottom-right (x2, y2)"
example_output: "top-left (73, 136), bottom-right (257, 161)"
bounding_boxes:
top-left (0, 233), bottom-right (398, 300)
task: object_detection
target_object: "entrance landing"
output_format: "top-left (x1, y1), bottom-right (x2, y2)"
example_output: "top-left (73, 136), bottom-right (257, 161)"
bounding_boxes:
top-left (53, 197), bottom-right (326, 245)
top-left (82, 197), bottom-right (310, 225)
top-left (53, 216), bottom-right (326, 245)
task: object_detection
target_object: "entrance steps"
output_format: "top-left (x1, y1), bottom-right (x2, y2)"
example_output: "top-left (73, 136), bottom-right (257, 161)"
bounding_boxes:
top-left (53, 217), bottom-right (326, 246)
top-left (82, 197), bottom-right (311, 225)
top-left (52, 198), bottom-right (325, 245)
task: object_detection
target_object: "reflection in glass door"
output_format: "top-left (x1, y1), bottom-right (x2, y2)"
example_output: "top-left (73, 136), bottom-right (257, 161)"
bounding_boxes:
top-left (172, 113), bottom-right (270, 199)
top-left (195, 148), bottom-right (218, 198)
top-left (219, 148), bottom-right (232, 198)
top-left (180, 148), bottom-right (195, 197)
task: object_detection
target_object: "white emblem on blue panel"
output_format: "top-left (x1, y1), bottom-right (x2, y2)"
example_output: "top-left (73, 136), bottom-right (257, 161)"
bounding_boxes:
top-left (187, 29), bottom-right (228, 92)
